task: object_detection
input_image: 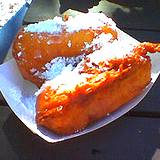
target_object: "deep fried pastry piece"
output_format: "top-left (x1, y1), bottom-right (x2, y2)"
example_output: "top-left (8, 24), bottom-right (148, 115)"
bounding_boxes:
top-left (12, 13), bottom-right (117, 87)
top-left (36, 42), bottom-right (160, 135)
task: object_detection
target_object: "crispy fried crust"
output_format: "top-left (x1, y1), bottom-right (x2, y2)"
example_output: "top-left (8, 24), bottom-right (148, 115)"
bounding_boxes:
top-left (36, 57), bottom-right (151, 135)
top-left (12, 25), bottom-right (117, 87)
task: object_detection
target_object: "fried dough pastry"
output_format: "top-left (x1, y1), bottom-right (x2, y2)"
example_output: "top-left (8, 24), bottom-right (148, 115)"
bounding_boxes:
top-left (36, 42), bottom-right (160, 135)
top-left (12, 13), bottom-right (117, 87)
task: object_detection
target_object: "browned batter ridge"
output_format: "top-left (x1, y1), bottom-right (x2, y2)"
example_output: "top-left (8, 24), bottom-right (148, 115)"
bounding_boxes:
top-left (36, 42), bottom-right (160, 135)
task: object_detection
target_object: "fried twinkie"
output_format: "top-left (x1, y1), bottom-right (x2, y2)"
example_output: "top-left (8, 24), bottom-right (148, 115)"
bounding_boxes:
top-left (12, 12), bottom-right (160, 135)
top-left (36, 41), bottom-right (160, 135)
top-left (12, 13), bottom-right (117, 87)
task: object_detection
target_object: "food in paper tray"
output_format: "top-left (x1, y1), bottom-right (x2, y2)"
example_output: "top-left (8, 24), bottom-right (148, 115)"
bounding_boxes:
top-left (12, 13), bottom-right (160, 135)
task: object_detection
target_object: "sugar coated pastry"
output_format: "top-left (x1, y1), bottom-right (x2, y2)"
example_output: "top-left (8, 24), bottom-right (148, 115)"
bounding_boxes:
top-left (12, 13), bottom-right (117, 87)
top-left (12, 12), bottom-right (160, 135)
top-left (35, 41), bottom-right (160, 135)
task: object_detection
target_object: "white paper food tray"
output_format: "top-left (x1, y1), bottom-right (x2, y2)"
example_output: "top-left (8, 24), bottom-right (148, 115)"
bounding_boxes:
top-left (0, 29), bottom-right (160, 143)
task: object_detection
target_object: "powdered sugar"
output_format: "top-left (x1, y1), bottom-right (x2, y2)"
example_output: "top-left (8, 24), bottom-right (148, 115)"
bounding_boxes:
top-left (17, 51), bottom-right (22, 57)
top-left (36, 38), bottom-right (139, 95)
top-left (65, 13), bottom-right (116, 32)
top-left (82, 33), bottom-right (113, 52)
top-left (86, 39), bottom-right (137, 65)
top-left (35, 69), bottom-right (87, 96)
top-left (32, 54), bottom-right (86, 81)
top-left (26, 13), bottom-right (137, 95)
top-left (25, 17), bottom-right (65, 34)
top-left (0, 0), bottom-right (26, 28)
top-left (24, 13), bottom-right (116, 34)
top-left (67, 40), bottom-right (72, 48)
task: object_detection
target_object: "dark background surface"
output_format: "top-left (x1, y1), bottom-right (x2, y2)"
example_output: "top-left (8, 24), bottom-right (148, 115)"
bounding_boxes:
top-left (1, 0), bottom-right (160, 159)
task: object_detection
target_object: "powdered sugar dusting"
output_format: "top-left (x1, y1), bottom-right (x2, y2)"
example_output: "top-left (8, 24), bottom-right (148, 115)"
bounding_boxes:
top-left (82, 33), bottom-right (113, 52)
top-left (29, 13), bottom-right (138, 96)
top-left (37, 39), bottom-right (139, 95)
top-left (30, 68), bottom-right (37, 73)
top-left (67, 40), bottom-right (72, 48)
top-left (24, 17), bottom-right (65, 34)
top-left (35, 69), bottom-right (87, 96)
top-left (86, 39), bottom-right (137, 65)
top-left (17, 51), bottom-right (22, 57)
top-left (66, 13), bottom-right (116, 33)
top-left (24, 13), bottom-right (116, 34)
top-left (0, 0), bottom-right (26, 28)
top-left (33, 54), bottom-right (86, 81)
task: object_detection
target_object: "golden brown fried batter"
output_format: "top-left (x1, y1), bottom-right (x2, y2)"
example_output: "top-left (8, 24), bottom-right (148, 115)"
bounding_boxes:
top-left (12, 14), bottom-right (117, 87)
top-left (36, 42), bottom-right (160, 135)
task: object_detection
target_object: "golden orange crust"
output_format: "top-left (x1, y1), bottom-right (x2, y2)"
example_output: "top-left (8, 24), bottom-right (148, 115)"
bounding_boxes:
top-left (12, 24), bottom-right (117, 87)
top-left (11, 11), bottom-right (160, 136)
top-left (36, 51), bottom-right (151, 135)
top-left (35, 42), bottom-right (160, 135)
top-left (133, 42), bottom-right (160, 55)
